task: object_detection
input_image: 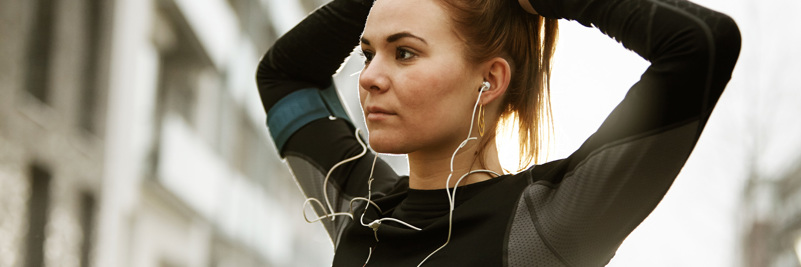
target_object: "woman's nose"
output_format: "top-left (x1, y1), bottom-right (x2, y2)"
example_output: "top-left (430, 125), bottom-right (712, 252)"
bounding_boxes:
top-left (358, 59), bottom-right (390, 93)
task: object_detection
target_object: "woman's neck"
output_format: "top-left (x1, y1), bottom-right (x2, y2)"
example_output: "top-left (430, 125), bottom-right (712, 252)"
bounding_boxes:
top-left (407, 139), bottom-right (504, 190)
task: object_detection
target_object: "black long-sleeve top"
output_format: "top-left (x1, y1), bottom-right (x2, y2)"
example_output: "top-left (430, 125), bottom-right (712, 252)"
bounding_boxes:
top-left (255, 0), bottom-right (741, 265)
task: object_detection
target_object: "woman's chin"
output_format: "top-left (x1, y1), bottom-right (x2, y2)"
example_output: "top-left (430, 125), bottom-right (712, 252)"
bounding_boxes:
top-left (368, 133), bottom-right (411, 155)
top-left (369, 140), bottom-right (404, 154)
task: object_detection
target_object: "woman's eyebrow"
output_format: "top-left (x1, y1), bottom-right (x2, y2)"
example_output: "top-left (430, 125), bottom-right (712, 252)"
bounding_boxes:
top-left (360, 32), bottom-right (428, 46)
top-left (386, 32), bottom-right (427, 44)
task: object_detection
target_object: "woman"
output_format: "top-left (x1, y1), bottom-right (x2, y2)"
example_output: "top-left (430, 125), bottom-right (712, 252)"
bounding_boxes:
top-left (256, 0), bottom-right (740, 265)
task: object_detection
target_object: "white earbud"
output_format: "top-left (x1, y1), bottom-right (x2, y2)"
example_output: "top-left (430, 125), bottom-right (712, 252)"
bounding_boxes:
top-left (480, 81), bottom-right (491, 92)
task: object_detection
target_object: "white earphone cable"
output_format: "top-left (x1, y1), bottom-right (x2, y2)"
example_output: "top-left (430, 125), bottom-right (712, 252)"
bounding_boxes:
top-left (417, 82), bottom-right (498, 266)
top-left (301, 82), bottom-right (498, 266)
top-left (301, 128), bottom-right (422, 234)
top-left (302, 128), bottom-right (369, 223)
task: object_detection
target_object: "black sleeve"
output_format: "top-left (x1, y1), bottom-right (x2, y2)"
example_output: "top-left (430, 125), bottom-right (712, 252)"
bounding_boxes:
top-left (255, 0), bottom-right (401, 247)
top-left (518, 0), bottom-right (740, 265)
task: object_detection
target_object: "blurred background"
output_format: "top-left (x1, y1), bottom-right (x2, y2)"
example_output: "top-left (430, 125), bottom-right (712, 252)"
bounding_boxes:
top-left (0, 0), bottom-right (799, 266)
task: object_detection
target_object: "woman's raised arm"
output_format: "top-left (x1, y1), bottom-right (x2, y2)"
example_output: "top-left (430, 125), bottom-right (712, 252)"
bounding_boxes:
top-left (514, 0), bottom-right (740, 265)
top-left (255, 0), bottom-right (402, 247)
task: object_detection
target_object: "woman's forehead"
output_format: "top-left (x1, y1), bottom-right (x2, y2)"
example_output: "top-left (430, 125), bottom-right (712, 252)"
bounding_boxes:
top-left (363, 0), bottom-right (455, 45)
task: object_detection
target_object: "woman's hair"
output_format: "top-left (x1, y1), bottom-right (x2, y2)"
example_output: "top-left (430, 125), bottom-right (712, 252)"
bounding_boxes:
top-left (439, 0), bottom-right (558, 171)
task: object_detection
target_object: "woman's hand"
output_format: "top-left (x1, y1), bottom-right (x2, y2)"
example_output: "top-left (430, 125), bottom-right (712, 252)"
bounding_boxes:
top-left (518, 0), bottom-right (538, 14)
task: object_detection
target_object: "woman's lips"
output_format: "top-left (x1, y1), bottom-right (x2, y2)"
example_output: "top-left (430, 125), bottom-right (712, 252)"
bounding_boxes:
top-left (367, 112), bottom-right (393, 120)
top-left (366, 106), bottom-right (396, 121)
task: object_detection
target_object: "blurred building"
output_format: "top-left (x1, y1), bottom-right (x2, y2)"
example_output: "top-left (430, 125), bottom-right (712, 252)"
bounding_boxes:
top-left (0, 0), bottom-right (335, 266)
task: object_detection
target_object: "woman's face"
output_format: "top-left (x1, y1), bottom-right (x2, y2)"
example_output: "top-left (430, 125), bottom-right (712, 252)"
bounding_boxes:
top-left (359, 0), bottom-right (484, 154)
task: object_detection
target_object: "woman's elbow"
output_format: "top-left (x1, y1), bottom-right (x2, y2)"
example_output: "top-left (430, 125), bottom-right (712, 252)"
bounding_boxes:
top-left (712, 14), bottom-right (742, 72)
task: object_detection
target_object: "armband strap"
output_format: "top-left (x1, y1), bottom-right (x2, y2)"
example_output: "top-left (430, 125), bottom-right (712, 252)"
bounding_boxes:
top-left (266, 83), bottom-right (352, 152)
top-left (319, 83), bottom-right (351, 121)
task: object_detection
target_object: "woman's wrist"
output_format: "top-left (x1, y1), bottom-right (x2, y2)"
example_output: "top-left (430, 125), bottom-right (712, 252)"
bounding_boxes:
top-left (518, 0), bottom-right (538, 14)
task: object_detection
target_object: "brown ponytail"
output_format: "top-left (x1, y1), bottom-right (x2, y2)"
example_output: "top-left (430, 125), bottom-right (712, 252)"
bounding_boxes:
top-left (439, 0), bottom-right (558, 171)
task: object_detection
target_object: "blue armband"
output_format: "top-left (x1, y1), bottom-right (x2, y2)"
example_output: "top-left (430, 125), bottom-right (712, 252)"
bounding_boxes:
top-left (266, 83), bottom-right (352, 152)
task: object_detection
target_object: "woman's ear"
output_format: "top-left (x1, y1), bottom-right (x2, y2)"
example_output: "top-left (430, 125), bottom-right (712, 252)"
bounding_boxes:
top-left (480, 57), bottom-right (512, 106)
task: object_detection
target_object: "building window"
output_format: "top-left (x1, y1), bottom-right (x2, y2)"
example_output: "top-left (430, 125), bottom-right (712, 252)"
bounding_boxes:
top-left (79, 192), bottom-right (96, 267)
top-left (25, 163), bottom-right (52, 267)
top-left (24, 0), bottom-right (57, 103)
top-left (78, 0), bottom-right (104, 133)
top-left (157, 58), bottom-right (198, 128)
top-left (152, 5), bottom-right (221, 131)
top-left (154, 18), bottom-right (200, 129)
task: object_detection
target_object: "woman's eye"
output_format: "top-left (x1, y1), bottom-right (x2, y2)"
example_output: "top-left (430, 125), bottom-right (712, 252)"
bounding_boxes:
top-left (360, 50), bottom-right (374, 64)
top-left (396, 48), bottom-right (416, 61)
